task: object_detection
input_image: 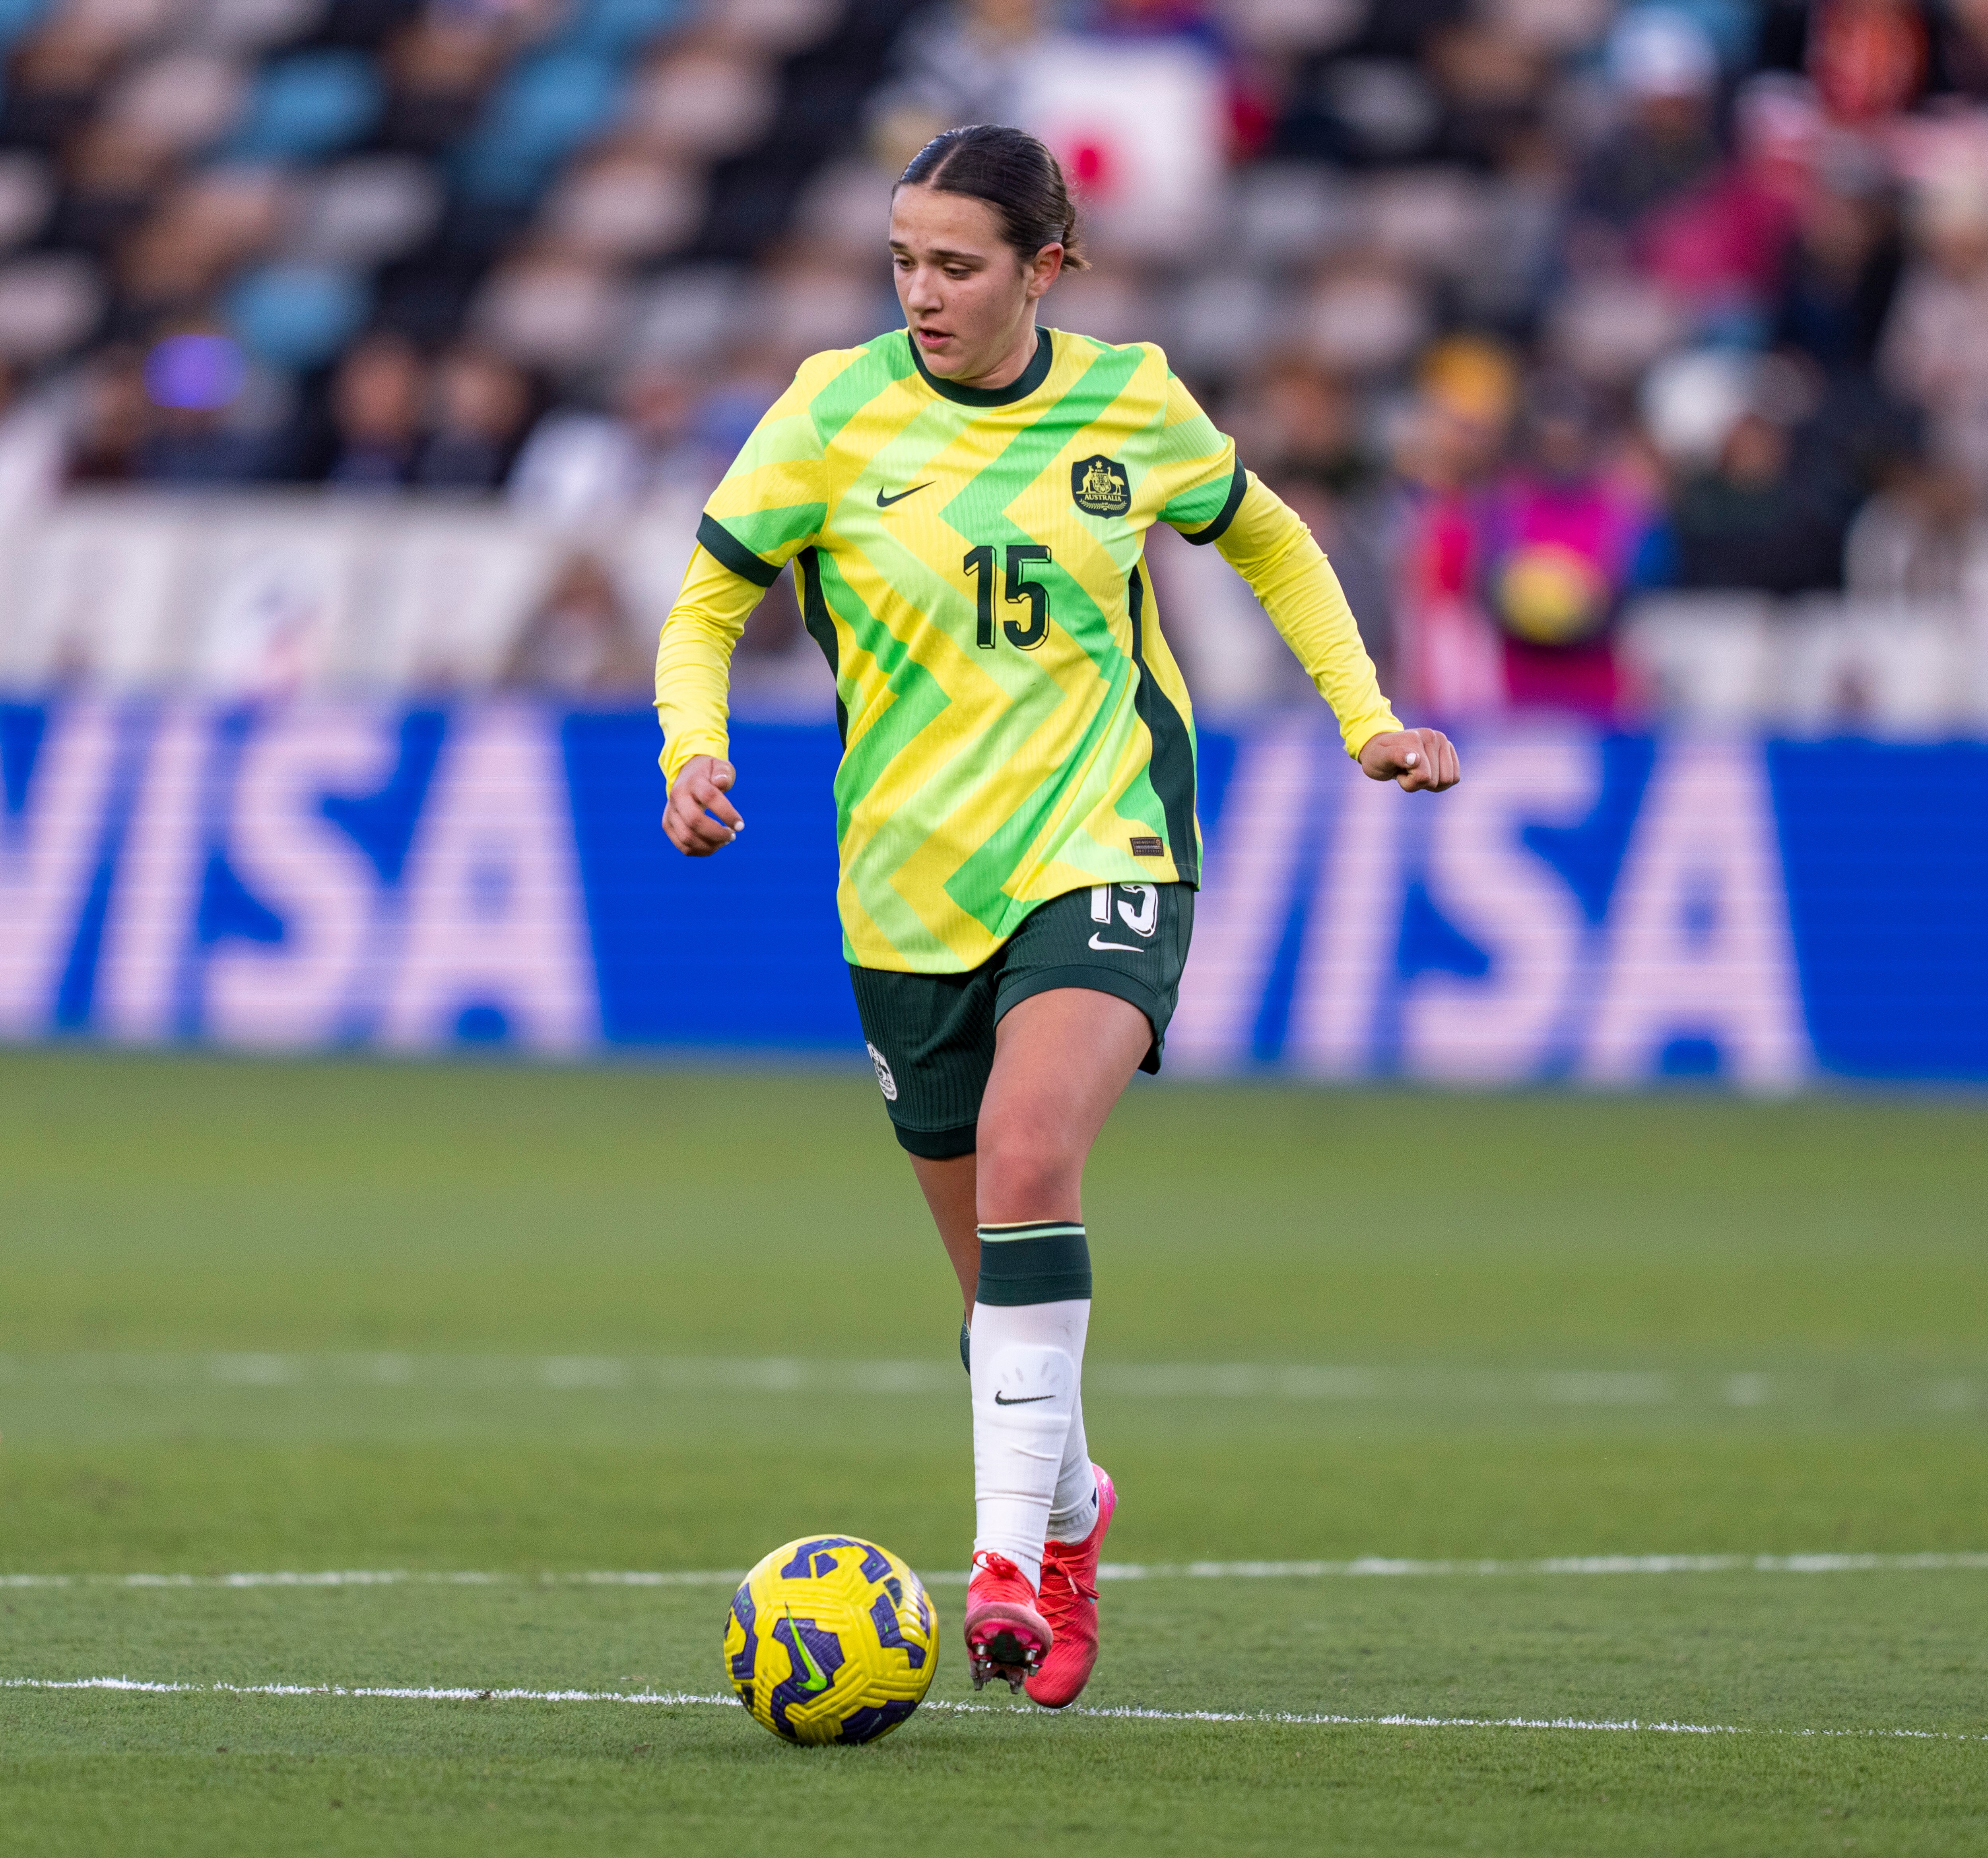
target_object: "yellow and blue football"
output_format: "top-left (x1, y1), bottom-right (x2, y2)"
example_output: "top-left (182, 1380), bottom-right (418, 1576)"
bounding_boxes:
top-left (723, 1535), bottom-right (938, 1745)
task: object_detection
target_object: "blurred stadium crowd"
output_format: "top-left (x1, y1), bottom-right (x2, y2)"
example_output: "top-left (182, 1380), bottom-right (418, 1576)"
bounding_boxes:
top-left (3, 0), bottom-right (1988, 720)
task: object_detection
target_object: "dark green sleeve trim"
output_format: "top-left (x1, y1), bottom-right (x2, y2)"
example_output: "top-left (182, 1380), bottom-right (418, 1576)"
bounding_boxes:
top-left (1182, 461), bottom-right (1248, 547)
top-left (697, 513), bottom-right (780, 588)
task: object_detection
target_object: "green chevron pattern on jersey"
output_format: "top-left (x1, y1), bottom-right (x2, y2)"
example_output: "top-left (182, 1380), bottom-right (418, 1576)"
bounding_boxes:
top-left (699, 326), bottom-right (1242, 973)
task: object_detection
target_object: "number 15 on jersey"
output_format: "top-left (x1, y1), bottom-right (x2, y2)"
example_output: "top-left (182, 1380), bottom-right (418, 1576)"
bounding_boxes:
top-left (963, 544), bottom-right (1052, 652)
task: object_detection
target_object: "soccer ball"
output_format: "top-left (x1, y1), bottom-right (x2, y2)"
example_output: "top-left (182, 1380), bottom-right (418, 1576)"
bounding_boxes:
top-left (724, 1535), bottom-right (939, 1745)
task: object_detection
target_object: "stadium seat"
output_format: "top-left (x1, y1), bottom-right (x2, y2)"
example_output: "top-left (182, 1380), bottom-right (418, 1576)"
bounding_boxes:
top-left (0, 253), bottom-right (101, 363)
top-left (561, 0), bottom-right (687, 58)
top-left (0, 0), bottom-right (46, 53)
top-left (284, 156), bottom-right (441, 268)
top-left (621, 45), bottom-right (776, 158)
top-left (0, 151), bottom-right (52, 250)
top-left (101, 50), bottom-right (249, 155)
top-left (224, 50), bottom-right (384, 162)
top-left (454, 49), bottom-right (624, 204)
top-left (472, 253), bottom-right (628, 372)
top-left (228, 261), bottom-right (370, 368)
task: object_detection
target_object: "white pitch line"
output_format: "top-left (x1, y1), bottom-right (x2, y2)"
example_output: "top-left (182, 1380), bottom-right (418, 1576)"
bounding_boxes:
top-left (1, 1351), bottom-right (1976, 1413)
top-left (3, 1677), bottom-right (1982, 1745)
top-left (1, 1677), bottom-right (732, 1706)
top-left (6, 1551), bottom-right (1988, 1591)
top-left (1135, 1551), bottom-right (1988, 1580)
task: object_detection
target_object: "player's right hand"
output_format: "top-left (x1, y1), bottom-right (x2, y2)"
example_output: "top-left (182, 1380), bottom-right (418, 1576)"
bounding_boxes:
top-left (662, 754), bottom-right (743, 856)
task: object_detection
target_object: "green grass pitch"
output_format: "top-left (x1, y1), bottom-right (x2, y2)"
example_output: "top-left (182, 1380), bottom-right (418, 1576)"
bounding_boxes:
top-left (2, 1047), bottom-right (1985, 1855)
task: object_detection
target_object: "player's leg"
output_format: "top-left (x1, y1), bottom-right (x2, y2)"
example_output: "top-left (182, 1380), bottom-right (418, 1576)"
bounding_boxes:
top-left (978, 985), bottom-right (1141, 1545)
top-left (856, 886), bottom-right (1190, 1694)
top-left (962, 986), bottom-right (1147, 1690)
top-left (968, 881), bottom-right (1194, 1700)
top-left (908, 1154), bottom-right (977, 1369)
top-left (975, 986), bottom-right (1149, 1219)
top-left (846, 963), bottom-right (994, 1369)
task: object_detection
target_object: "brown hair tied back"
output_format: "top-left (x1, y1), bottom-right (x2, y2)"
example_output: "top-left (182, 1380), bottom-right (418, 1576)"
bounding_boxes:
top-left (898, 124), bottom-right (1089, 272)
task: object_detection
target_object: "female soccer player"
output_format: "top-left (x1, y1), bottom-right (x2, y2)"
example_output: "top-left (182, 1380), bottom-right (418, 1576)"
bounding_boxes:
top-left (655, 125), bottom-right (1458, 1708)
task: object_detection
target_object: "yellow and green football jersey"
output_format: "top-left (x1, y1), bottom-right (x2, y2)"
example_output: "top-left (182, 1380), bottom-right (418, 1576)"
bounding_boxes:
top-left (685, 325), bottom-right (1248, 975)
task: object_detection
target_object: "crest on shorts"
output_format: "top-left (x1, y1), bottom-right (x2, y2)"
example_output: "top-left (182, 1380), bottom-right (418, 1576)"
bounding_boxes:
top-left (1070, 454), bottom-right (1130, 517)
top-left (866, 1042), bottom-right (899, 1102)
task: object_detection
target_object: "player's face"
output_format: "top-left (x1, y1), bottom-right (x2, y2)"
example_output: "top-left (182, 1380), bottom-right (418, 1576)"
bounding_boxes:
top-left (889, 184), bottom-right (1062, 385)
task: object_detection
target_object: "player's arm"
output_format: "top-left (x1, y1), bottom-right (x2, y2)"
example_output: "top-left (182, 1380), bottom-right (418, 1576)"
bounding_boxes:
top-left (655, 544), bottom-right (764, 855)
top-left (1212, 475), bottom-right (1460, 793)
top-left (1151, 359), bottom-right (1456, 791)
top-left (655, 356), bottom-right (836, 854)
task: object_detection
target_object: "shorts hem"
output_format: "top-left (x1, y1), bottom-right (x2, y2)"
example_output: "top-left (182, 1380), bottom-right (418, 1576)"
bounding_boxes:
top-left (891, 1120), bottom-right (978, 1160)
top-left (994, 965), bottom-right (1167, 1074)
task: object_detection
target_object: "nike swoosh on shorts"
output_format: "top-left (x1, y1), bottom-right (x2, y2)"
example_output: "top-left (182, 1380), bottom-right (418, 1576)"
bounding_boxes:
top-left (1088, 934), bottom-right (1145, 952)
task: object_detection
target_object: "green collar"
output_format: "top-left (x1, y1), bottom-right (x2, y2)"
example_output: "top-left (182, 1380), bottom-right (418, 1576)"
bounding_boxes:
top-left (907, 326), bottom-right (1054, 406)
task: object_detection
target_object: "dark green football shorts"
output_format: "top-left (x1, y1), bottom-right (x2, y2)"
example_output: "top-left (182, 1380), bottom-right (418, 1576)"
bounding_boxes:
top-left (848, 881), bottom-right (1195, 1160)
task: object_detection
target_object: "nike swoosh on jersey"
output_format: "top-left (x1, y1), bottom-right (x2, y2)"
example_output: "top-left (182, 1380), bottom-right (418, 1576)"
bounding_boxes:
top-left (875, 482), bottom-right (932, 507)
top-left (992, 1391), bottom-right (1054, 1405)
top-left (1088, 934), bottom-right (1145, 952)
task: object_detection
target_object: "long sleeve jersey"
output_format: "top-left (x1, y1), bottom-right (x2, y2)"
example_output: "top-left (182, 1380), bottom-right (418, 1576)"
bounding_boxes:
top-left (656, 326), bottom-right (1400, 973)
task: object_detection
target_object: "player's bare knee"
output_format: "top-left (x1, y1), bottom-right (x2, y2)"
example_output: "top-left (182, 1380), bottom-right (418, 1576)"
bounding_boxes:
top-left (974, 1116), bottom-right (1081, 1211)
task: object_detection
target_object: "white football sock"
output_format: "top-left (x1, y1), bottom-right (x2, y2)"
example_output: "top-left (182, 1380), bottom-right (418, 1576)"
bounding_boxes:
top-left (970, 1220), bottom-right (1092, 1592)
top-left (1046, 1391), bottom-right (1098, 1545)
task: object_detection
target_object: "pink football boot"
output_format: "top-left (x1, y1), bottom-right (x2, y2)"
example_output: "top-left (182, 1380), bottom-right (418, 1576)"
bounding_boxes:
top-left (1025, 1465), bottom-right (1117, 1709)
top-left (963, 1550), bottom-right (1053, 1693)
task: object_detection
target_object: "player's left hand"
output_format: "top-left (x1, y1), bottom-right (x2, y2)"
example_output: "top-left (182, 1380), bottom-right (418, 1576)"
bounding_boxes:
top-left (1358, 727), bottom-right (1460, 792)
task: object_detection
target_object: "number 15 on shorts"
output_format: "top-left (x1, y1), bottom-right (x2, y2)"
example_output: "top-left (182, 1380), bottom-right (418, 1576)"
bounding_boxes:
top-left (1090, 883), bottom-right (1157, 951)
